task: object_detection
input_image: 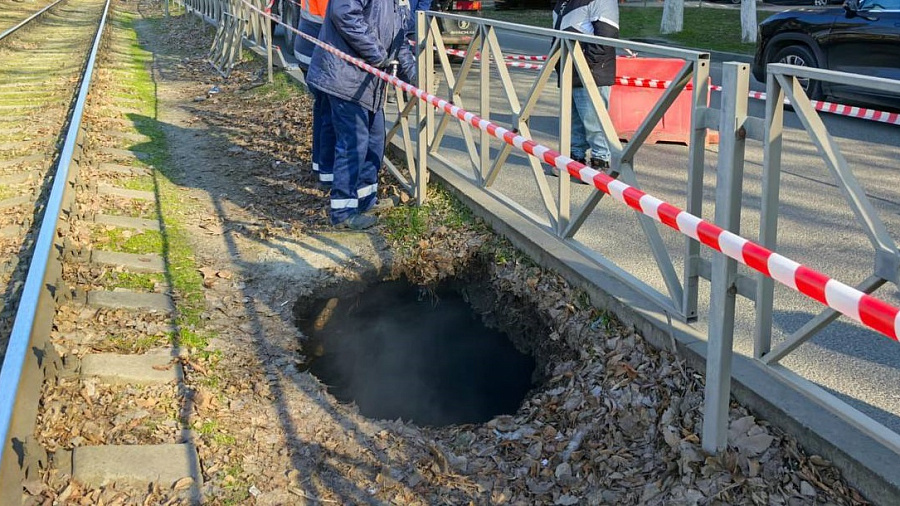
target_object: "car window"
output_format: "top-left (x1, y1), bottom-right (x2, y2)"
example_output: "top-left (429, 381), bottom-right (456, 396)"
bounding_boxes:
top-left (859, 0), bottom-right (900, 11)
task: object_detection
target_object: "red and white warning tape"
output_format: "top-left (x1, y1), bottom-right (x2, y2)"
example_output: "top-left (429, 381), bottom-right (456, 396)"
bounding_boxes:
top-left (504, 53), bottom-right (547, 62)
top-left (443, 45), bottom-right (900, 126)
top-left (709, 84), bottom-right (900, 126)
top-left (250, 3), bottom-right (900, 341)
top-left (444, 47), bottom-right (545, 70)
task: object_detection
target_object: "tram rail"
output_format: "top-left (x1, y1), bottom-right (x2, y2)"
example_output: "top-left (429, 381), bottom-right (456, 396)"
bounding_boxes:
top-left (0, 0), bottom-right (134, 501)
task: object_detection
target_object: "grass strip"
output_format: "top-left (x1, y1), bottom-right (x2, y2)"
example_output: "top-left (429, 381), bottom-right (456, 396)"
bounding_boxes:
top-left (480, 6), bottom-right (773, 55)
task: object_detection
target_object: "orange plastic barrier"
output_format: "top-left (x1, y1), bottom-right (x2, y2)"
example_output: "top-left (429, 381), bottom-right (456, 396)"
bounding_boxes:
top-left (609, 57), bottom-right (718, 146)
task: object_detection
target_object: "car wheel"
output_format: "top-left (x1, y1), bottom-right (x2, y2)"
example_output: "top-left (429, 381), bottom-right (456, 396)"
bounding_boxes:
top-left (772, 45), bottom-right (823, 100)
top-left (283, 2), bottom-right (297, 50)
top-left (731, 0), bottom-right (741, 4)
top-left (813, 0), bottom-right (826, 5)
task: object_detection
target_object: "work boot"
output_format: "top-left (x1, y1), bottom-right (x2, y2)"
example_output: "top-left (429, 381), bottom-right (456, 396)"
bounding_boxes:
top-left (590, 158), bottom-right (610, 171)
top-left (333, 214), bottom-right (377, 230)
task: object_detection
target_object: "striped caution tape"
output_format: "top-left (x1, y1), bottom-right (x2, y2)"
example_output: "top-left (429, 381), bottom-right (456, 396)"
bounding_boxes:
top-left (250, 3), bottom-right (900, 341)
top-left (443, 44), bottom-right (900, 127)
top-left (444, 47), bottom-right (545, 70)
top-left (710, 84), bottom-right (900, 126)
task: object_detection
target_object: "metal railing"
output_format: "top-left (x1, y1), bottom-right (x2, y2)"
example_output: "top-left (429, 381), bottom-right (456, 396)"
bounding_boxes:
top-left (0, 0), bottom-right (112, 501)
top-left (413, 12), bottom-right (712, 324)
top-left (749, 64), bottom-right (900, 452)
top-left (0, 0), bottom-right (68, 43)
top-left (404, 12), bottom-right (900, 459)
top-left (180, 0), bottom-right (275, 80)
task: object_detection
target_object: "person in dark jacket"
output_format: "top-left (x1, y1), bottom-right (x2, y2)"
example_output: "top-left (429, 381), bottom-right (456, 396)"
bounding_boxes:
top-left (306, 0), bottom-right (417, 229)
top-left (294, 0), bottom-right (335, 189)
top-left (553, 0), bottom-right (619, 170)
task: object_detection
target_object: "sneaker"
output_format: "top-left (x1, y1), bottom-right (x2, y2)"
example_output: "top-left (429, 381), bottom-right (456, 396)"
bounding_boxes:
top-left (333, 214), bottom-right (377, 230)
top-left (363, 198), bottom-right (395, 215)
top-left (590, 158), bottom-right (610, 171)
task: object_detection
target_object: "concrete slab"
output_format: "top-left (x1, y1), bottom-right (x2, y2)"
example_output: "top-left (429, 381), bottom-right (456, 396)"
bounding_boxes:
top-left (97, 184), bottom-right (154, 201)
top-left (97, 162), bottom-right (149, 176)
top-left (0, 170), bottom-right (38, 185)
top-left (102, 130), bottom-right (150, 143)
top-left (94, 214), bottom-right (159, 231)
top-left (87, 290), bottom-right (171, 312)
top-left (101, 147), bottom-right (151, 161)
top-left (0, 195), bottom-right (30, 210)
top-left (0, 154), bottom-right (43, 169)
top-left (0, 225), bottom-right (21, 238)
top-left (72, 444), bottom-right (200, 489)
top-left (91, 250), bottom-right (165, 273)
top-left (0, 104), bottom-right (40, 112)
top-left (81, 350), bottom-right (180, 385)
top-left (0, 137), bottom-right (51, 151)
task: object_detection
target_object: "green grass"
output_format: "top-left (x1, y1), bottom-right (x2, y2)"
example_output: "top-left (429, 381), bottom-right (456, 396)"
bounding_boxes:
top-left (98, 271), bottom-right (165, 292)
top-left (480, 6), bottom-right (773, 55)
top-left (0, 184), bottom-right (19, 201)
top-left (122, 175), bottom-right (156, 192)
top-left (196, 420), bottom-right (237, 445)
top-left (95, 228), bottom-right (165, 254)
top-left (249, 71), bottom-right (304, 100)
top-left (382, 182), bottom-right (479, 248)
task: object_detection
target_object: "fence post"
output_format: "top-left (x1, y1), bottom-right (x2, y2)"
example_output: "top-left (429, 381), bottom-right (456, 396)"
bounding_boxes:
top-left (702, 62), bottom-right (750, 454)
top-left (556, 41), bottom-right (573, 236)
top-left (414, 11), bottom-right (431, 206)
top-left (682, 55), bottom-right (711, 323)
top-left (265, 0), bottom-right (273, 82)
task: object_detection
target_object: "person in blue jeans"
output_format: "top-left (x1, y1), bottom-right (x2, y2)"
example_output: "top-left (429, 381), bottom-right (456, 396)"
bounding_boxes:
top-left (306, 0), bottom-right (417, 229)
top-left (553, 0), bottom-right (619, 171)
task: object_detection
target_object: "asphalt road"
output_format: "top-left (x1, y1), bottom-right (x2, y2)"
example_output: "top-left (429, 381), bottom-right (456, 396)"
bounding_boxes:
top-left (399, 29), bottom-right (900, 434)
top-left (274, 24), bottom-right (900, 434)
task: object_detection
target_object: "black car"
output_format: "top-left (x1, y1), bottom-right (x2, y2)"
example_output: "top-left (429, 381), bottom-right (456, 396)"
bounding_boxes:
top-left (752, 0), bottom-right (900, 109)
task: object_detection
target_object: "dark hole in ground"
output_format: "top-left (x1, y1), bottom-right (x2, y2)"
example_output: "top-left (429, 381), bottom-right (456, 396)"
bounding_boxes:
top-left (295, 277), bottom-right (537, 426)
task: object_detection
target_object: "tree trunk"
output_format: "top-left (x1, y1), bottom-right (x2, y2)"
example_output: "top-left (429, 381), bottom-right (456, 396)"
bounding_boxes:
top-left (661, 0), bottom-right (684, 35)
top-left (740, 0), bottom-right (758, 43)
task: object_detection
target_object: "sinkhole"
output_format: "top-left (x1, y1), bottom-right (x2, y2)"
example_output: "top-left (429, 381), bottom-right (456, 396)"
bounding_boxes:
top-left (294, 272), bottom-right (543, 427)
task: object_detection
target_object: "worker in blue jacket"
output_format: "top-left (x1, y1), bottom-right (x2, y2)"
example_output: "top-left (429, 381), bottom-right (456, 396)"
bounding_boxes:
top-left (306, 0), bottom-right (417, 230)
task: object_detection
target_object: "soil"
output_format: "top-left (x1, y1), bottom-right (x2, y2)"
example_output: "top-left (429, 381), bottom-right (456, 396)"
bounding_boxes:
top-left (27, 1), bottom-right (872, 504)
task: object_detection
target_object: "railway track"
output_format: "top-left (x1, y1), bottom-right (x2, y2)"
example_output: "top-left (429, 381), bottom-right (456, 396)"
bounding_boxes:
top-left (1, 1), bottom-right (200, 503)
top-left (0, 0), bottom-right (64, 40)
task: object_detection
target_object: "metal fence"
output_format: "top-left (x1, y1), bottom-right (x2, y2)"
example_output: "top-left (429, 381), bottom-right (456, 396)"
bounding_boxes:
top-left (750, 63), bottom-right (900, 453)
top-left (413, 12), bottom-right (712, 324)
top-left (180, 0), bottom-right (275, 79)
top-left (404, 11), bottom-right (900, 457)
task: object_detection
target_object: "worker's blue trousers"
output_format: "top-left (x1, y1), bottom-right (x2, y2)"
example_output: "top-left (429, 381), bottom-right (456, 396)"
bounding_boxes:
top-left (310, 86), bottom-right (335, 185)
top-left (326, 94), bottom-right (384, 225)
